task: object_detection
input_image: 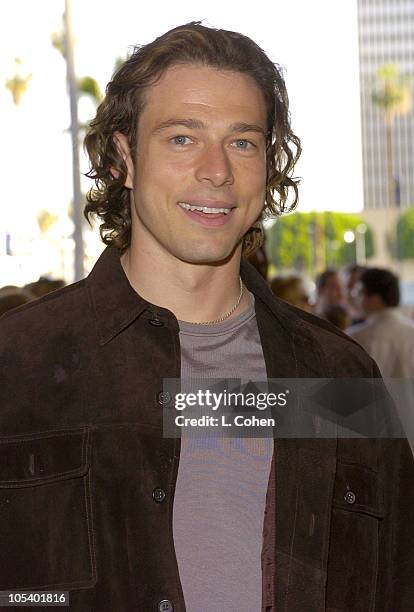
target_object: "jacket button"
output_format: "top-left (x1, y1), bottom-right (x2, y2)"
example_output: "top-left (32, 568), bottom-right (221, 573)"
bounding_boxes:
top-left (157, 391), bottom-right (172, 405)
top-left (344, 490), bottom-right (356, 505)
top-left (149, 318), bottom-right (164, 327)
top-left (152, 487), bottom-right (166, 503)
top-left (158, 599), bottom-right (173, 611)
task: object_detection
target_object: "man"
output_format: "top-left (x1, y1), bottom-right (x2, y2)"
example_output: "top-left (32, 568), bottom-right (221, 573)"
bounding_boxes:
top-left (0, 23), bottom-right (413, 612)
top-left (313, 268), bottom-right (344, 317)
top-left (313, 268), bottom-right (350, 329)
top-left (348, 267), bottom-right (414, 377)
top-left (313, 268), bottom-right (344, 314)
top-left (342, 263), bottom-right (366, 325)
top-left (348, 267), bottom-right (414, 450)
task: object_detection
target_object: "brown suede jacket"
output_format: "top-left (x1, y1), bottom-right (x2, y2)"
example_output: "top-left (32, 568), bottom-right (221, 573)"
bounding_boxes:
top-left (0, 246), bottom-right (413, 612)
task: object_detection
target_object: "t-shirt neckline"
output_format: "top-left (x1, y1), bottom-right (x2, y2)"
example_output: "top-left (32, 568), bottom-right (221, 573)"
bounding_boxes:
top-left (178, 291), bottom-right (255, 337)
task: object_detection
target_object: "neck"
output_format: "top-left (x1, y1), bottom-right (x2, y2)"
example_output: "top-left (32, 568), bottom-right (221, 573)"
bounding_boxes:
top-left (121, 238), bottom-right (250, 324)
top-left (366, 304), bottom-right (389, 317)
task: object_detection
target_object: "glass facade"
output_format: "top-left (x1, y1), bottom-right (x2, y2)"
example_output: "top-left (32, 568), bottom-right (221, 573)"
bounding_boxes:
top-left (357, 0), bottom-right (414, 209)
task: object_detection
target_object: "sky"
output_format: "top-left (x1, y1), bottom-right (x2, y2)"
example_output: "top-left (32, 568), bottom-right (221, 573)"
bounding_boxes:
top-left (0, 0), bottom-right (363, 281)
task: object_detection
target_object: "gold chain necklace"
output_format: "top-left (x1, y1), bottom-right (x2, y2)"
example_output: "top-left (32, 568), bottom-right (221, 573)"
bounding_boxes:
top-left (193, 277), bottom-right (244, 325)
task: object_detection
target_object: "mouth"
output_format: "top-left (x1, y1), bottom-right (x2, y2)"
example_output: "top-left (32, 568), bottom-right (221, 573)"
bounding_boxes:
top-left (177, 201), bottom-right (236, 228)
top-left (177, 202), bottom-right (233, 215)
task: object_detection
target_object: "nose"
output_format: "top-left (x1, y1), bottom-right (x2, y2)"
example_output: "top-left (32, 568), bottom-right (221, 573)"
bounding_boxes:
top-left (194, 143), bottom-right (234, 187)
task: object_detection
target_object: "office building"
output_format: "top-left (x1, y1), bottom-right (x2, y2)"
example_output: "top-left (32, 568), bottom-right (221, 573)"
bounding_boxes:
top-left (357, 0), bottom-right (414, 209)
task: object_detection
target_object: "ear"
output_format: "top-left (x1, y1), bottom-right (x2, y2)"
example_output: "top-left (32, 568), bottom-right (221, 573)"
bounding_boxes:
top-left (112, 131), bottom-right (134, 189)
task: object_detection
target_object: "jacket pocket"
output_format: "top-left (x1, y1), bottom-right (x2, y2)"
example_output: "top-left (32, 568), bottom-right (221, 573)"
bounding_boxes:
top-left (0, 426), bottom-right (96, 590)
top-left (326, 462), bottom-right (385, 612)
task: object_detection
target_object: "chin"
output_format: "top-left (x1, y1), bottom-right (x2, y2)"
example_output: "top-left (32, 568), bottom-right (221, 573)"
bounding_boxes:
top-left (175, 243), bottom-right (238, 266)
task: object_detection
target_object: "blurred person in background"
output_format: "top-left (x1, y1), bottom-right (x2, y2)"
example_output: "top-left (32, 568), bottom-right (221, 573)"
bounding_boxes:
top-left (0, 285), bottom-right (21, 296)
top-left (270, 274), bottom-right (311, 311)
top-left (323, 303), bottom-right (350, 331)
top-left (24, 277), bottom-right (65, 298)
top-left (348, 267), bottom-right (414, 378)
top-left (348, 267), bottom-right (414, 453)
top-left (341, 263), bottom-right (366, 325)
top-left (312, 268), bottom-right (344, 319)
top-left (0, 286), bottom-right (33, 317)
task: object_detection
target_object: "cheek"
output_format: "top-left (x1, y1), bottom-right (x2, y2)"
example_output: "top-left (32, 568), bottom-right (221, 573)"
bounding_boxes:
top-left (138, 156), bottom-right (193, 204)
top-left (135, 160), bottom-right (174, 206)
top-left (245, 160), bottom-right (267, 196)
top-left (245, 166), bottom-right (267, 205)
top-left (235, 159), bottom-right (265, 194)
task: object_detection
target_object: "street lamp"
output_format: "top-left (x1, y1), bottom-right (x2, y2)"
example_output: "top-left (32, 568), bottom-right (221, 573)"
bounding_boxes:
top-left (343, 230), bottom-right (356, 265)
top-left (344, 230), bottom-right (355, 244)
top-left (355, 223), bottom-right (367, 265)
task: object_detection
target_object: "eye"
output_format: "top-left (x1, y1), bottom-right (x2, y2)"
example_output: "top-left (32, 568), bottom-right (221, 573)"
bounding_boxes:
top-left (232, 139), bottom-right (255, 150)
top-left (170, 135), bottom-right (192, 146)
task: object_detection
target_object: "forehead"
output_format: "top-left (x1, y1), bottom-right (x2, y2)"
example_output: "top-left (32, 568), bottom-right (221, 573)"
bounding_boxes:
top-left (140, 63), bottom-right (267, 129)
top-left (325, 274), bottom-right (341, 287)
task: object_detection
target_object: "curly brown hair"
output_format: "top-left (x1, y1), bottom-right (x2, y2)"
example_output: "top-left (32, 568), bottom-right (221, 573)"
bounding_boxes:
top-left (84, 21), bottom-right (301, 256)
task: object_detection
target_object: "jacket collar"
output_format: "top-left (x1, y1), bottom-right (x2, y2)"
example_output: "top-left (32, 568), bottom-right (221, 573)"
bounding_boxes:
top-left (87, 246), bottom-right (300, 346)
top-left (87, 247), bottom-right (149, 346)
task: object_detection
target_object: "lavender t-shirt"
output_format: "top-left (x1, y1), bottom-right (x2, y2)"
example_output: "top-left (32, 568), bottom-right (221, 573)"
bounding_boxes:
top-left (173, 293), bottom-right (273, 611)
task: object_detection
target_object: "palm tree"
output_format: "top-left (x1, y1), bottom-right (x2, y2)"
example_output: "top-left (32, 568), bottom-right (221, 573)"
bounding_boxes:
top-left (371, 63), bottom-right (412, 207)
top-left (37, 210), bottom-right (59, 235)
top-left (77, 75), bottom-right (103, 105)
top-left (5, 58), bottom-right (31, 106)
top-left (51, 6), bottom-right (104, 281)
top-left (51, 29), bottom-right (103, 125)
top-left (51, 18), bottom-right (124, 280)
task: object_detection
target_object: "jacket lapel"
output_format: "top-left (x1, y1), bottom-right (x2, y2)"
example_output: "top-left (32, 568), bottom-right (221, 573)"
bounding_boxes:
top-left (240, 264), bottom-right (337, 611)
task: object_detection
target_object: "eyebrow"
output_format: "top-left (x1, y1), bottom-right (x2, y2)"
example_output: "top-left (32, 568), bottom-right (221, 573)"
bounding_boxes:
top-left (152, 118), bottom-right (267, 137)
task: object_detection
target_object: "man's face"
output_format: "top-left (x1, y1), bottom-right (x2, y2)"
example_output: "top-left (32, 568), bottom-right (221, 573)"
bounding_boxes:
top-left (352, 281), bottom-right (379, 315)
top-left (344, 269), bottom-right (362, 309)
top-left (118, 63), bottom-right (267, 265)
top-left (320, 273), bottom-right (343, 307)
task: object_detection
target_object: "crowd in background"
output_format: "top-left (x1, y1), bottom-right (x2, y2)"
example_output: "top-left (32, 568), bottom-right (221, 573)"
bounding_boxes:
top-left (0, 278), bottom-right (65, 317)
top-left (248, 244), bottom-right (414, 383)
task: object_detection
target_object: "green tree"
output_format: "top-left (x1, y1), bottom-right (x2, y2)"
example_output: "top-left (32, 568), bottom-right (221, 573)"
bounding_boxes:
top-left (77, 75), bottom-right (103, 106)
top-left (266, 212), bottom-right (374, 275)
top-left (393, 208), bottom-right (414, 259)
top-left (51, 26), bottom-right (103, 114)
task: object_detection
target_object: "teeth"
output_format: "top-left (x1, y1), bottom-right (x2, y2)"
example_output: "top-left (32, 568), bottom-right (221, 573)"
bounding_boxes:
top-left (178, 202), bottom-right (232, 214)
